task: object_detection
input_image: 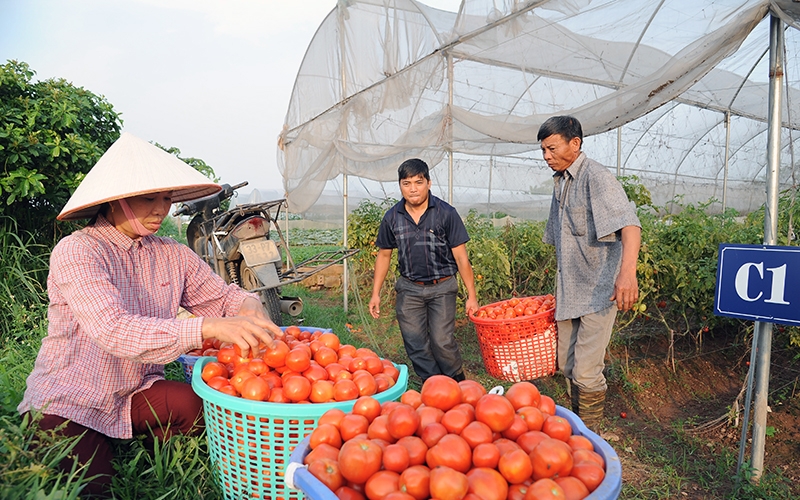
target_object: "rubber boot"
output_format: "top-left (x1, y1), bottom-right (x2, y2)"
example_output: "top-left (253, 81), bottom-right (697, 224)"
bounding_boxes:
top-left (567, 379), bottom-right (579, 415)
top-left (577, 389), bottom-right (606, 432)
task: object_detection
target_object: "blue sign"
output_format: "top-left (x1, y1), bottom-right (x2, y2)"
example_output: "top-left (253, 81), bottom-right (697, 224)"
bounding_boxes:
top-left (715, 244), bottom-right (800, 326)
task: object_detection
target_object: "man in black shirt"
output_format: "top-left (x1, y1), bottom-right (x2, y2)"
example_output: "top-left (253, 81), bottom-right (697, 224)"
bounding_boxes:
top-left (369, 158), bottom-right (479, 382)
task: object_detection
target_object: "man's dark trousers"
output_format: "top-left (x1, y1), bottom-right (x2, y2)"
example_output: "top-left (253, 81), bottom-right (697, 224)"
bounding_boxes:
top-left (395, 276), bottom-right (464, 381)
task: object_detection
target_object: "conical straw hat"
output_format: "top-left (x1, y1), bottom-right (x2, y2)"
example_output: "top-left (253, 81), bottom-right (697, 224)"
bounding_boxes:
top-left (58, 132), bottom-right (221, 220)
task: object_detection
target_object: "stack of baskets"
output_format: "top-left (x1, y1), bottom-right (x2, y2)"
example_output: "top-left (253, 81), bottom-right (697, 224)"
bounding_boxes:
top-left (469, 296), bottom-right (557, 382)
top-left (190, 326), bottom-right (409, 500)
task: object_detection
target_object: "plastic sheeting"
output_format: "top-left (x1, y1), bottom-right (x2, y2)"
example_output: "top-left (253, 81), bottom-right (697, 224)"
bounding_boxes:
top-left (278, 0), bottom-right (800, 218)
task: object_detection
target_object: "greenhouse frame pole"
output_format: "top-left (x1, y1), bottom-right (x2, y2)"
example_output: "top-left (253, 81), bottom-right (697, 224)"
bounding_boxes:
top-left (749, 13), bottom-right (783, 481)
top-left (722, 111), bottom-right (731, 211)
top-left (447, 52), bottom-right (454, 204)
top-left (339, 3), bottom-right (349, 314)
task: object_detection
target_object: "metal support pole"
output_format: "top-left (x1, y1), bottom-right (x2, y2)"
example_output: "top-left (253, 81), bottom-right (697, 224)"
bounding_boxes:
top-left (339, 3), bottom-right (349, 314)
top-left (447, 52), bottom-right (454, 204)
top-left (616, 127), bottom-right (622, 176)
top-left (723, 111), bottom-right (731, 211)
top-left (749, 13), bottom-right (783, 481)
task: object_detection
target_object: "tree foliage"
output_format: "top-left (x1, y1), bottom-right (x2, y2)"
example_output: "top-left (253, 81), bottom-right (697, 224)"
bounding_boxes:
top-left (0, 60), bottom-right (122, 242)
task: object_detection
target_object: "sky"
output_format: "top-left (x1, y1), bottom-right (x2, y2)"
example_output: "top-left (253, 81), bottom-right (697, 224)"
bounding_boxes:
top-left (1, 0), bottom-right (462, 196)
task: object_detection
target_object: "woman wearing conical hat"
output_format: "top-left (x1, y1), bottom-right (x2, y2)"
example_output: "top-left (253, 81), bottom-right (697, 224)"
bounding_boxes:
top-left (17, 133), bottom-right (281, 498)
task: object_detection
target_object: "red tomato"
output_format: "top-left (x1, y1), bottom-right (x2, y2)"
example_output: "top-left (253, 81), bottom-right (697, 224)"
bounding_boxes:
top-left (364, 470), bottom-right (400, 500)
top-left (352, 372), bottom-right (378, 397)
top-left (419, 421), bottom-right (448, 448)
top-left (261, 340), bottom-right (289, 368)
top-left (429, 465), bottom-right (469, 500)
top-left (505, 382), bottom-right (542, 410)
top-left (569, 461), bottom-right (605, 492)
top-left (502, 415), bottom-right (530, 441)
top-left (538, 395), bottom-right (556, 416)
top-left (507, 484), bottom-right (529, 500)
top-left (367, 414), bottom-right (394, 442)
top-left (335, 486), bottom-right (366, 500)
top-left (498, 448), bottom-right (533, 484)
top-left (420, 375), bottom-right (462, 411)
top-left (307, 458), bottom-right (344, 493)
top-left (338, 438), bottom-right (383, 485)
top-left (459, 420), bottom-right (493, 449)
top-left (339, 413), bottom-right (370, 442)
top-left (382, 364), bottom-right (401, 383)
top-left (554, 476), bottom-right (589, 500)
top-left (401, 390), bottom-right (423, 409)
top-left (318, 408), bottom-right (346, 428)
top-left (309, 423), bottom-right (343, 449)
top-left (458, 379), bottom-right (487, 406)
top-left (282, 375), bottom-right (311, 402)
top-left (529, 438), bottom-right (573, 480)
top-left (318, 332), bottom-right (341, 351)
top-left (475, 394), bottom-right (516, 432)
top-left (524, 478), bottom-right (566, 500)
top-left (472, 442), bottom-right (501, 469)
top-left (229, 369), bottom-right (256, 394)
top-left (441, 408), bottom-right (474, 435)
top-left (303, 364), bottom-right (330, 384)
top-left (572, 448), bottom-right (605, 468)
top-left (542, 415), bottom-right (572, 442)
top-left (304, 442), bottom-right (340, 465)
top-left (309, 379), bottom-right (335, 403)
top-left (364, 356), bottom-right (384, 375)
top-left (285, 348), bottom-right (312, 372)
top-left (201, 361), bottom-right (228, 383)
top-left (398, 465), bottom-right (431, 500)
top-left (240, 375), bottom-right (271, 401)
top-left (395, 435), bottom-right (428, 467)
top-left (382, 443), bottom-right (410, 473)
top-left (352, 396), bottom-right (382, 423)
top-left (338, 344), bottom-right (357, 358)
top-left (388, 404), bottom-right (421, 439)
top-left (415, 406), bottom-right (445, 434)
top-left (205, 375), bottom-right (230, 392)
top-left (425, 434), bottom-right (472, 473)
top-left (516, 430), bottom-right (550, 454)
top-left (517, 406), bottom-right (545, 432)
top-left (314, 346), bottom-right (339, 367)
top-left (566, 435), bottom-right (594, 452)
top-left (466, 467), bottom-right (508, 500)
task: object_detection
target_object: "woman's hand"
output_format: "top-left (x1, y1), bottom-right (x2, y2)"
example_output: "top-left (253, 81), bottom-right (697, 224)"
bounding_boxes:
top-left (201, 297), bottom-right (281, 357)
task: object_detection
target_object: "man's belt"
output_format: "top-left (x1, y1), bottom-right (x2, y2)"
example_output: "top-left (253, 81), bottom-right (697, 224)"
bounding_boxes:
top-left (408, 275), bottom-right (453, 286)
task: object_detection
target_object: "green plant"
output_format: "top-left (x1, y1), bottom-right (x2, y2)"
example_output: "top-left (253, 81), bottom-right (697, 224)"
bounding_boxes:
top-left (0, 60), bottom-right (122, 243)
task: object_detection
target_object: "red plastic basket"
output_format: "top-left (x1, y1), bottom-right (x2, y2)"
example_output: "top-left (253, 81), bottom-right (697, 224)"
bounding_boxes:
top-left (469, 298), bottom-right (557, 382)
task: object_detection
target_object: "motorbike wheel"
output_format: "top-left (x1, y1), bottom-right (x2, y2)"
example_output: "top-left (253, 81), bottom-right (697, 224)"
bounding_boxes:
top-left (239, 263), bottom-right (283, 326)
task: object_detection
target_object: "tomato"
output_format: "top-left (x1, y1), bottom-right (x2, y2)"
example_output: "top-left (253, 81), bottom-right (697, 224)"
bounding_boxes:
top-left (516, 430), bottom-right (550, 454)
top-left (308, 457), bottom-right (345, 492)
top-left (309, 379), bottom-right (335, 403)
top-left (382, 492), bottom-right (416, 500)
top-left (304, 442), bottom-right (341, 465)
top-left (325, 362), bottom-right (348, 380)
top-left (571, 448), bottom-right (605, 468)
top-left (429, 465), bottom-right (469, 500)
top-left (216, 346), bottom-right (238, 365)
top-left (338, 438), bottom-right (383, 484)
top-left (416, 406), bottom-right (445, 434)
top-left (201, 361), bottom-right (228, 382)
top-left (459, 420), bottom-right (493, 449)
top-left (338, 344), bottom-right (357, 358)
top-left (335, 486), bottom-right (366, 500)
top-left (505, 382), bottom-right (542, 410)
top-left (240, 375), bottom-right (271, 401)
top-left (352, 396), bottom-right (382, 423)
top-left (218, 384), bottom-right (239, 397)
top-left (339, 414), bottom-right (370, 441)
top-left (498, 448), bottom-right (533, 484)
top-left (475, 394), bottom-right (516, 432)
top-left (529, 438), bottom-right (573, 480)
top-left (284, 325), bottom-right (302, 337)
top-left (267, 387), bottom-right (289, 402)
top-left (425, 434), bottom-right (472, 473)
top-left (318, 408), bottom-right (346, 428)
top-left (229, 369), bottom-right (256, 393)
top-left (466, 467), bottom-right (508, 500)
top-left (205, 375), bottom-right (231, 392)
top-left (349, 357), bottom-right (367, 372)
top-left (569, 461), bottom-right (605, 492)
top-left (507, 483), bottom-right (529, 500)
top-left (364, 470), bottom-right (400, 500)
top-left (282, 375), bottom-right (311, 402)
top-left (441, 408), bottom-right (474, 435)
top-left (419, 421), bottom-right (448, 448)
top-left (398, 465), bottom-right (431, 500)
top-left (542, 415), bottom-right (572, 442)
top-left (493, 437), bottom-right (522, 456)
top-left (502, 415), bottom-right (530, 441)
top-left (566, 435), bottom-right (594, 452)
top-left (388, 404), bottom-right (421, 440)
top-left (352, 372), bottom-right (378, 397)
top-left (524, 478), bottom-right (566, 500)
top-left (395, 435), bottom-right (428, 466)
top-left (553, 477), bottom-right (589, 500)
top-left (457, 379), bottom-right (487, 406)
top-left (517, 406), bottom-right (545, 432)
top-left (261, 340), bottom-right (290, 368)
top-left (314, 346), bottom-right (339, 367)
top-left (365, 414), bottom-right (393, 442)
top-left (381, 401), bottom-right (402, 416)
top-left (382, 363), bottom-right (401, 383)
top-left (538, 395), bottom-right (556, 416)
top-left (364, 356), bottom-right (384, 375)
top-left (318, 332), bottom-right (340, 350)
top-left (472, 442), bottom-right (500, 469)
top-left (382, 443), bottom-right (410, 472)
top-left (285, 348), bottom-right (312, 372)
top-left (303, 364), bottom-right (330, 384)
top-left (420, 375), bottom-right (462, 411)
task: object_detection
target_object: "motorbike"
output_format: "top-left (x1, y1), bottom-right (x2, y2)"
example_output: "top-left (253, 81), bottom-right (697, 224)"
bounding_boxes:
top-left (173, 181), bottom-right (358, 325)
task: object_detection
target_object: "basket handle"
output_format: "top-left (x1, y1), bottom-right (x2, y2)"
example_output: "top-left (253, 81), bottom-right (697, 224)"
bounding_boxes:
top-left (489, 386), bottom-right (504, 395)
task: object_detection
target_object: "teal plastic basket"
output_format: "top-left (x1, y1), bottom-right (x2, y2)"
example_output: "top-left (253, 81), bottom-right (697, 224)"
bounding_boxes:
top-left (192, 356), bottom-right (408, 500)
top-left (177, 325), bottom-right (333, 384)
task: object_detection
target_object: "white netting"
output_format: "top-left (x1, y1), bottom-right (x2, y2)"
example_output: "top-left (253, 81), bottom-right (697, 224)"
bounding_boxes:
top-left (278, 0), bottom-right (800, 218)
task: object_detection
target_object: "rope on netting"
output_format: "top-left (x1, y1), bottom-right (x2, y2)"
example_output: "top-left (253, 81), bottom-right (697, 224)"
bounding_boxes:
top-left (345, 262), bottom-right (384, 357)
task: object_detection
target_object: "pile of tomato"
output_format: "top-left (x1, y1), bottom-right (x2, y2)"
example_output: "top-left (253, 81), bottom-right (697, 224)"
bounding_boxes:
top-left (473, 295), bottom-right (556, 321)
top-left (197, 326), bottom-right (401, 403)
top-left (303, 377), bottom-right (606, 500)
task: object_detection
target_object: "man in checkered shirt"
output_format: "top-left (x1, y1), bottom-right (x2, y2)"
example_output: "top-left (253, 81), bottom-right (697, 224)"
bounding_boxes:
top-left (539, 116), bottom-right (642, 431)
